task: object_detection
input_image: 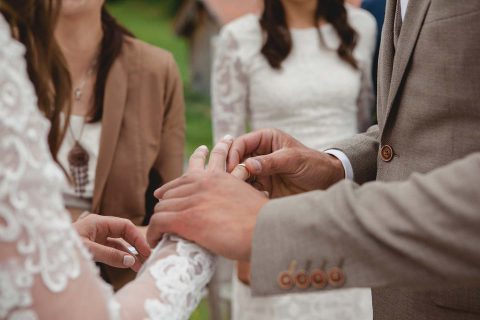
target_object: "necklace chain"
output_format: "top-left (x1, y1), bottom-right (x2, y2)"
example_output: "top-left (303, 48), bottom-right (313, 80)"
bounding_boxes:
top-left (70, 57), bottom-right (97, 142)
top-left (73, 59), bottom-right (97, 102)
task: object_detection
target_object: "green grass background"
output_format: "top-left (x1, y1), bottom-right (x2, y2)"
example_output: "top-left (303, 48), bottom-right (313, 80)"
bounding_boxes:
top-left (107, 1), bottom-right (212, 319)
top-left (108, 0), bottom-right (213, 157)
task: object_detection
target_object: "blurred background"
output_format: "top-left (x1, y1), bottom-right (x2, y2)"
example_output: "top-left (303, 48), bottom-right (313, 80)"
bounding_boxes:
top-left (107, 0), bottom-right (260, 158)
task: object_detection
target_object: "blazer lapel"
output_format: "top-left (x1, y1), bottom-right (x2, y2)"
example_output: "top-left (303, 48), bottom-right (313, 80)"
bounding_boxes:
top-left (92, 59), bottom-right (128, 212)
top-left (377, 0), bottom-right (396, 124)
top-left (382, 0), bottom-right (431, 127)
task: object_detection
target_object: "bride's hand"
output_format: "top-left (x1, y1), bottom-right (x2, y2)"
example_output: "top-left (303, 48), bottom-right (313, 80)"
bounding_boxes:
top-left (74, 214), bottom-right (151, 272)
top-left (147, 136), bottom-right (269, 261)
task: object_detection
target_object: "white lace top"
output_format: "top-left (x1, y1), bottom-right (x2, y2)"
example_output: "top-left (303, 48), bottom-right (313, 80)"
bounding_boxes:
top-left (0, 14), bottom-right (213, 320)
top-left (212, 7), bottom-right (377, 149)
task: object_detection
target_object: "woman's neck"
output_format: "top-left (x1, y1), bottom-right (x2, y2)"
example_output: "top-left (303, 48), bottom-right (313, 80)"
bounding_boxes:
top-left (281, 0), bottom-right (318, 29)
top-left (55, 12), bottom-right (103, 82)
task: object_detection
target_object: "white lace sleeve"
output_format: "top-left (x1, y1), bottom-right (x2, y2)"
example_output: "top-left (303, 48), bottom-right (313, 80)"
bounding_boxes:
top-left (354, 12), bottom-right (377, 132)
top-left (211, 29), bottom-right (249, 143)
top-left (0, 14), bottom-right (214, 320)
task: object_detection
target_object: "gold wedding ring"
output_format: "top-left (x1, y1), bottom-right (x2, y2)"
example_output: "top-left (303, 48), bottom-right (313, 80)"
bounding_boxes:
top-left (237, 163), bottom-right (251, 180)
top-left (237, 163), bottom-right (257, 184)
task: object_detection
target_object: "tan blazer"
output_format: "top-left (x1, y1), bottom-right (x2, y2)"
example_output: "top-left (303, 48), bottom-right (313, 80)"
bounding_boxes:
top-left (90, 36), bottom-right (185, 224)
top-left (250, 0), bottom-right (480, 319)
top-left (89, 37), bottom-right (185, 289)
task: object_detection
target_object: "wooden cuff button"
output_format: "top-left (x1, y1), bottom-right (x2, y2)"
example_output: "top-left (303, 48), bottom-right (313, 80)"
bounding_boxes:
top-left (295, 271), bottom-right (311, 289)
top-left (278, 272), bottom-right (295, 290)
top-left (328, 267), bottom-right (345, 288)
top-left (310, 269), bottom-right (327, 289)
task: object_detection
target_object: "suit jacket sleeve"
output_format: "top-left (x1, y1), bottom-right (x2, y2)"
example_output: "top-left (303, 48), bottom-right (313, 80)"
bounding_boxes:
top-left (251, 152), bottom-right (480, 296)
top-left (154, 54), bottom-right (185, 183)
top-left (329, 124), bottom-right (380, 184)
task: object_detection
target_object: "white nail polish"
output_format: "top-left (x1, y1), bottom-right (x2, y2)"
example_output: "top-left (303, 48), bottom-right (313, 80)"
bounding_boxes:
top-left (123, 255), bottom-right (135, 267)
top-left (223, 134), bottom-right (234, 141)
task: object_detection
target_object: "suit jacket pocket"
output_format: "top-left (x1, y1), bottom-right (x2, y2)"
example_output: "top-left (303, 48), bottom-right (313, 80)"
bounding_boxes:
top-left (430, 288), bottom-right (480, 314)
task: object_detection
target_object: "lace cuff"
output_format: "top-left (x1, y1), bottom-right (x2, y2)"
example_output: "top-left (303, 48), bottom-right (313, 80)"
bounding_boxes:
top-left (115, 235), bottom-right (215, 320)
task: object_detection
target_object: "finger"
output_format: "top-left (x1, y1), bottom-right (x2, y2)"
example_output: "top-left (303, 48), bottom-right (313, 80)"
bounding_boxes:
top-left (106, 238), bottom-right (143, 272)
top-left (244, 149), bottom-right (296, 176)
top-left (251, 177), bottom-right (274, 195)
top-left (227, 129), bottom-right (276, 172)
top-left (207, 135), bottom-right (234, 171)
top-left (231, 164), bottom-right (251, 181)
top-left (188, 145), bottom-right (209, 172)
top-left (77, 211), bottom-right (90, 220)
top-left (155, 197), bottom-right (192, 213)
top-left (96, 216), bottom-right (151, 260)
top-left (147, 212), bottom-right (181, 248)
top-left (85, 240), bottom-right (138, 270)
top-left (162, 183), bottom-right (199, 200)
top-left (154, 175), bottom-right (194, 200)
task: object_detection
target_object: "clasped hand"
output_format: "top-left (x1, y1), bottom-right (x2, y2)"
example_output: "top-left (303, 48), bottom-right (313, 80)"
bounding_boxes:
top-left (147, 129), bottom-right (345, 261)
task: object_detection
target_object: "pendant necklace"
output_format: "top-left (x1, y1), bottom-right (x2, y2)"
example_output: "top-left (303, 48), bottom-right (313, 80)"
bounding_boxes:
top-left (67, 62), bottom-right (96, 198)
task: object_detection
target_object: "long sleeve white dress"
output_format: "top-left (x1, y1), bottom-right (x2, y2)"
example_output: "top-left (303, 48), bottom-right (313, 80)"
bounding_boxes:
top-left (0, 14), bottom-right (214, 320)
top-left (211, 6), bottom-right (377, 320)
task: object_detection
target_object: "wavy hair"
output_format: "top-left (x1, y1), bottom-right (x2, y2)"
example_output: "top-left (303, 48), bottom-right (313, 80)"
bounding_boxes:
top-left (0, 0), bottom-right (72, 162)
top-left (260, 0), bottom-right (358, 69)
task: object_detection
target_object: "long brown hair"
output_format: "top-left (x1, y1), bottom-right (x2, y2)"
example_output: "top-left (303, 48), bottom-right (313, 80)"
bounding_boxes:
top-left (261, 0), bottom-right (358, 69)
top-left (88, 6), bottom-right (134, 122)
top-left (0, 0), bottom-right (72, 162)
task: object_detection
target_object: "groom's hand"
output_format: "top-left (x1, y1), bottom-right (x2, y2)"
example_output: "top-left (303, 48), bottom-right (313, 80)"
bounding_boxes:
top-left (147, 137), bottom-right (268, 260)
top-left (227, 129), bottom-right (345, 198)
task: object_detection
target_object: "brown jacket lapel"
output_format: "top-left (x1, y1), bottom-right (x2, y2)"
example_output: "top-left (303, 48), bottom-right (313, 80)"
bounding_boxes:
top-left (92, 59), bottom-right (128, 212)
top-left (381, 0), bottom-right (431, 128)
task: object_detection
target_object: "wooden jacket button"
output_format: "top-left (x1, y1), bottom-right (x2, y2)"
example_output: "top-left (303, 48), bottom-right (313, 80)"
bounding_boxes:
top-left (277, 272), bottom-right (295, 290)
top-left (310, 269), bottom-right (328, 289)
top-left (380, 145), bottom-right (394, 162)
top-left (295, 271), bottom-right (311, 289)
top-left (328, 267), bottom-right (345, 288)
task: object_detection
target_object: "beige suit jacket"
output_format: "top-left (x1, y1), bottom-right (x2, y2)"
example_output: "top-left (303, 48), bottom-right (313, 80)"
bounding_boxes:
top-left (251, 0), bottom-right (480, 319)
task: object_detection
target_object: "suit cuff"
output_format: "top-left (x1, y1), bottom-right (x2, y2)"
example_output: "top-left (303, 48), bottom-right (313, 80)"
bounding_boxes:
top-left (325, 149), bottom-right (354, 180)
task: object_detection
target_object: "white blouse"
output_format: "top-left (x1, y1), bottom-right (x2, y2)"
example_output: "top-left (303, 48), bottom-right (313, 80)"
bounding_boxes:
top-left (212, 7), bottom-right (377, 150)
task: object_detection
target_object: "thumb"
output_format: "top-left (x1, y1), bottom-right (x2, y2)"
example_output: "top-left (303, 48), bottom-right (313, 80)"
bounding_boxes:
top-left (245, 149), bottom-right (298, 176)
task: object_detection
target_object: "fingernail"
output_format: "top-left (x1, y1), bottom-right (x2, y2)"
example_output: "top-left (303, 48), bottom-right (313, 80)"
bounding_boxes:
top-left (223, 134), bottom-right (234, 141)
top-left (247, 158), bottom-right (262, 174)
top-left (127, 246), bottom-right (138, 255)
top-left (123, 255), bottom-right (135, 267)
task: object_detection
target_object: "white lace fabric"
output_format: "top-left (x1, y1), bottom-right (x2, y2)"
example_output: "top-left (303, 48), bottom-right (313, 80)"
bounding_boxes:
top-left (0, 14), bottom-right (214, 320)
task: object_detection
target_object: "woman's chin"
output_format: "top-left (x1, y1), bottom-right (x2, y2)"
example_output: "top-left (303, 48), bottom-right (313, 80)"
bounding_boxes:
top-left (60, 0), bottom-right (91, 16)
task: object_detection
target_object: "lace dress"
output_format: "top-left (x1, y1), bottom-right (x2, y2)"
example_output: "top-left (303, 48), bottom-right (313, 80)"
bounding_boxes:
top-left (212, 7), bottom-right (376, 320)
top-left (0, 14), bottom-right (214, 320)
